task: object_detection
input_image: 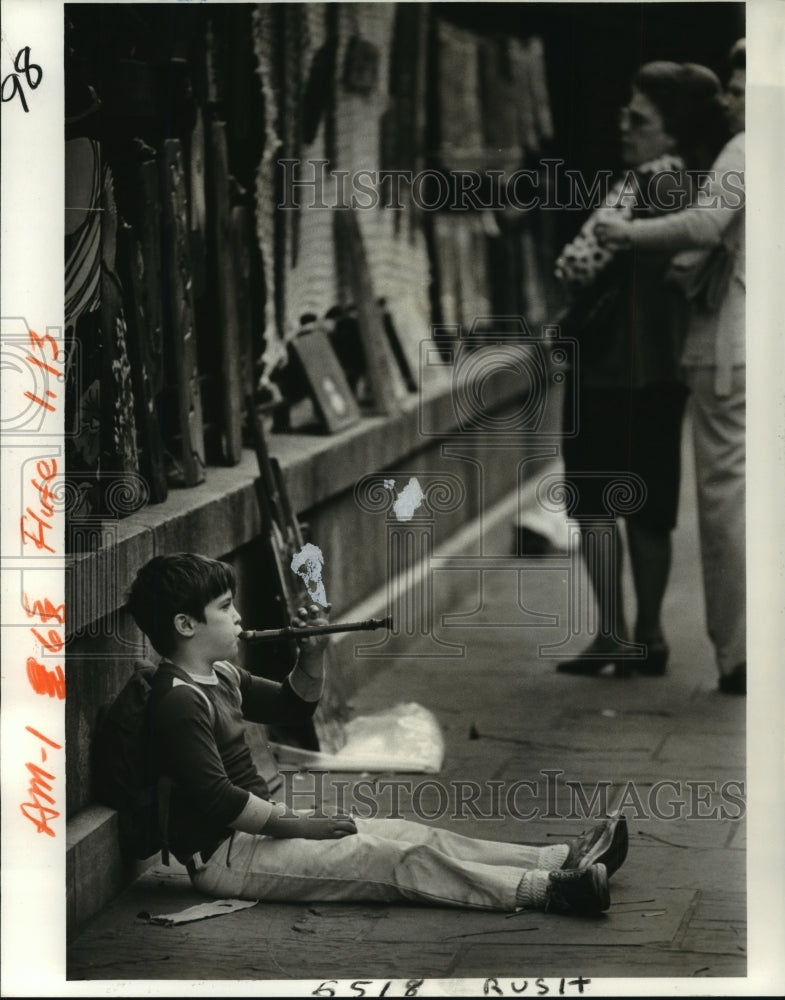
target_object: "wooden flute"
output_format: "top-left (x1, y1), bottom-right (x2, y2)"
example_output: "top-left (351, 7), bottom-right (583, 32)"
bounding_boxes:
top-left (239, 616), bottom-right (393, 642)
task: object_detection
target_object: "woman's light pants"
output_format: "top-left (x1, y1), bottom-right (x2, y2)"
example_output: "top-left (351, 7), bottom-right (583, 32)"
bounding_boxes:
top-left (686, 366), bottom-right (746, 676)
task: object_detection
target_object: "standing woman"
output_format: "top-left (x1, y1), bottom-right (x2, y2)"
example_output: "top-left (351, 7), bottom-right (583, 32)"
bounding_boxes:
top-left (554, 62), bottom-right (729, 678)
top-left (596, 41), bottom-right (747, 694)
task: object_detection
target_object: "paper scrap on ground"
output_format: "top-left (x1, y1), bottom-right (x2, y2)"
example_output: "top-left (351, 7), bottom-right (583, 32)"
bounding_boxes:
top-left (291, 542), bottom-right (328, 607)
top-left (270, 702), bottom-right (445, 773)
top-left (140, 898), bottom-right (259, 927)
top-left (391, 477), bottom-right (425, 522)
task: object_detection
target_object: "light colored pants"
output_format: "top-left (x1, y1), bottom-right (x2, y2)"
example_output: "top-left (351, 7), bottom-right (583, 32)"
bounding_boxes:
top-left (190, 817), bottom-right (565, 912)
top-left (685, 365), bottom-right (746, 676)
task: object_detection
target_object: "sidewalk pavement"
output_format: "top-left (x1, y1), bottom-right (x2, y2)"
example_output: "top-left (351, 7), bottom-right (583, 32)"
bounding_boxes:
top-left (66, 436), bottom-right (751, 994)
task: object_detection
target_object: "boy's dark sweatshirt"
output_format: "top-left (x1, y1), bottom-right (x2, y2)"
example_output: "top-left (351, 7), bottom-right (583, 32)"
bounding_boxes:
top-left (152, 658), bottom-right (318, 862)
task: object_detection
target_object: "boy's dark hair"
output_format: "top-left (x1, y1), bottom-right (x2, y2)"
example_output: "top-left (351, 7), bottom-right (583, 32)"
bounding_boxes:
top-left (126, 553), bottom-right (237, 656)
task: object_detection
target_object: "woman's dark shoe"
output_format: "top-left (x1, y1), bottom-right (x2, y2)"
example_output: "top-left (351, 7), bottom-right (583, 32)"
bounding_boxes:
top-left (636, 641), bottom-right (670, 677)
top-left (557, 655), bottom-right (610, 676)
top-left (718, 661), bottom-right (746, 695)
top-left (557, 642), bottom-right (633, 676)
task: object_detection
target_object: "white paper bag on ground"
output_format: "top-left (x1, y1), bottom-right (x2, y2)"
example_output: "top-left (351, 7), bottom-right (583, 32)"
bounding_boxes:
top-left (270, 702), bottom-right (445, 773)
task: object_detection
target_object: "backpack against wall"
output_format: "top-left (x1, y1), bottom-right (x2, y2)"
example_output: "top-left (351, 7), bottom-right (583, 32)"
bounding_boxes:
top-left (91, 659), bottom-right (213, 864)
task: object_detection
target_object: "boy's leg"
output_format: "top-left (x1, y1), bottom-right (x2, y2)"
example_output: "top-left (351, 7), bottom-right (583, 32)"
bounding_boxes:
top-left (366, 816), bottom-right (629, 881)
top-left (355, 816), bottom-right (569, 872)
top-left (191, 827), bottom-right (553, 912)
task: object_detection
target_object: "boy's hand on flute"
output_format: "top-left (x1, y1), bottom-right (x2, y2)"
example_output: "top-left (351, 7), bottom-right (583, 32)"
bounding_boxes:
top-left (294, 602), bottom-right (332, 656)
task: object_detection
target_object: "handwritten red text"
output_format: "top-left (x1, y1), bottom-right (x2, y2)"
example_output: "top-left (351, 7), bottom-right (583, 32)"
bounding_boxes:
top-left (20, 726), bottom-right (62, 837)
top-left (24, 589), bottom-right (66, 699)
top-left (20, 457), bottom-right (59, 554)
top-left (24, 329), bottom-right (60, 411)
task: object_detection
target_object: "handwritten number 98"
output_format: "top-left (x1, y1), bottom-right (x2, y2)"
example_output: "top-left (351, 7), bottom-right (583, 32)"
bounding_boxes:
top-left (1, 48), bottom-right (43, 113)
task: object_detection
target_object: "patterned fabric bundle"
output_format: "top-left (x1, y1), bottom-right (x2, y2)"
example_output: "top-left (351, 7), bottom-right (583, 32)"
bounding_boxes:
top-left (555, 154), bottom-right (685, 291)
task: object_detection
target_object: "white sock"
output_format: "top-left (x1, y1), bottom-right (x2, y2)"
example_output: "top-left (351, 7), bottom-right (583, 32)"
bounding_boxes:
top-left (539, 844), bottom-right (569, 870)
top-left (515, 870), bottom-right (550, 910)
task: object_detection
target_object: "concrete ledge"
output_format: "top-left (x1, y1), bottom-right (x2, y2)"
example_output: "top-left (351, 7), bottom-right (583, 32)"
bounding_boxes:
top-left (66, 804), bottom-right (156, 942)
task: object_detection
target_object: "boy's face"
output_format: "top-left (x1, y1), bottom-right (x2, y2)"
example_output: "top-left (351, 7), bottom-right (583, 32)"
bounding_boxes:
top-left (189, 589), bottom-right (243, 662)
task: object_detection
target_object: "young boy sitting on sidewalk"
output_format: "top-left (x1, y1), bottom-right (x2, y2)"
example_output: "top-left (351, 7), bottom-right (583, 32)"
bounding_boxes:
top-left (126, 552), bottom-right (628, 915)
